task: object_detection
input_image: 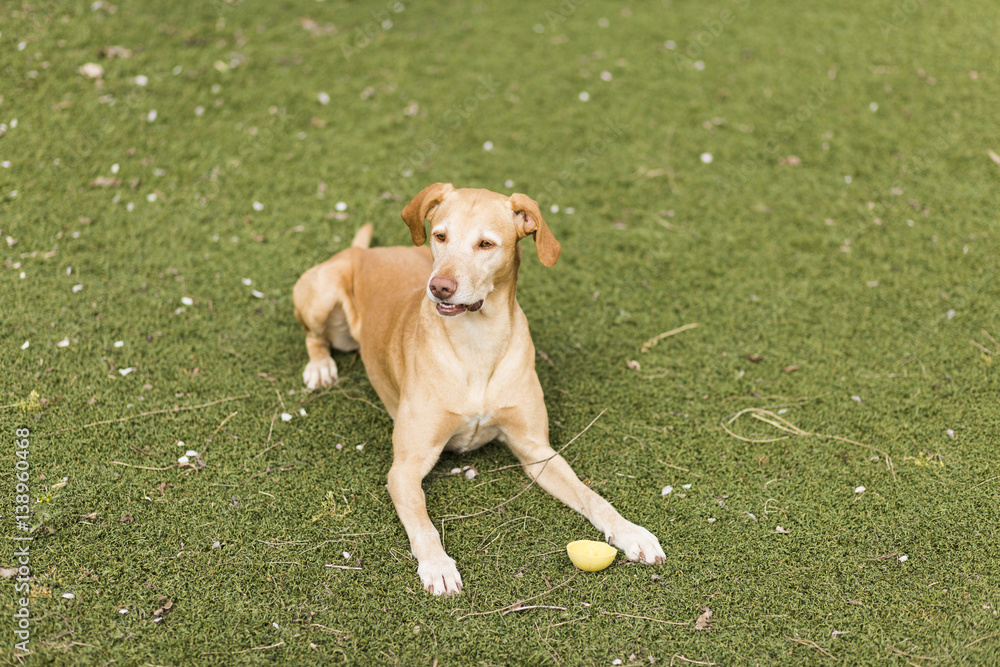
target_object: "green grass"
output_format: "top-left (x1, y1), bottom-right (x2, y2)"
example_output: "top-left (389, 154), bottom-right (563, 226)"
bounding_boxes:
top-left (2, 0), bottom-right (999, 664)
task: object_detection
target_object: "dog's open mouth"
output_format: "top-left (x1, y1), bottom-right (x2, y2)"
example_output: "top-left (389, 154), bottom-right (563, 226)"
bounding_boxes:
top-left (436, 300), bottom-right (484, 317)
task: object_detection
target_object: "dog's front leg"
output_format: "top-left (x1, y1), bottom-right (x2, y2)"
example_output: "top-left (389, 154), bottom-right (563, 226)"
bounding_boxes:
top-left (387, 410), bottom-right (464, 595)
top-left (503, 415), bottom-right (666, 565)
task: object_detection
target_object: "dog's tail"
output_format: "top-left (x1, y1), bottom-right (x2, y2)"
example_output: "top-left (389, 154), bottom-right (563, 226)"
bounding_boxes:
top-left (351, 223), bottom-right (374, 249)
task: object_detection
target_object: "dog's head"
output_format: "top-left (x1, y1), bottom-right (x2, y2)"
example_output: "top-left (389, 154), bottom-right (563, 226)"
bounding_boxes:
top-left (401, 183), bottom-right (561, 317)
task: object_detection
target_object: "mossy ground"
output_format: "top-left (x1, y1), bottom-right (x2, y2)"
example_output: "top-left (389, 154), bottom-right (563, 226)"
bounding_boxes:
top-left (2, 0), bottom-right (999, 664)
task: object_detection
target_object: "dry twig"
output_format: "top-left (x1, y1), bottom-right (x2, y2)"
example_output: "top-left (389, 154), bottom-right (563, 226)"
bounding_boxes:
top-left (721, 407), bottom-right (895, 479)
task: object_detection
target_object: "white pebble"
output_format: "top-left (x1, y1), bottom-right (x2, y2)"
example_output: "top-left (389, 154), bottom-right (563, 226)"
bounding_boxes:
top-left (700, 152), bottom-right (713, 164)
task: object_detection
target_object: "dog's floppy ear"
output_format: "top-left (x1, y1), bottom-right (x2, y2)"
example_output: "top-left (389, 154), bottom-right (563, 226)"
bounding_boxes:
top-left (401, 182), bottom-right (454, 246)
top-left (510, 193), bottom-right (561, 267)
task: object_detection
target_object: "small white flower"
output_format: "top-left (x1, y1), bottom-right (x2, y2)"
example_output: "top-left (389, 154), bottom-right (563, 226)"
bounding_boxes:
top-left (851, 396), bottom-right (862, 403)
top-left (252, 201), bottom-right (264, 211)
top-left (1, 161), bottom-right (9, 168)
top-left (134, 75), bottom-right (148, 86)
top-left (694, 60), bottom-right (705, 71)
top-left (119, 368), bottom-right (134, 376)
top-left (272, 622), bottom-right (280, 630)
top-left (62, 592), bottom-right (75, 599)
top-left (946, 429), bottom-right (955, 438)
top-left (483, 141), bottom-right (494, 151)
top-left (57, 338), bottom-right (71, 348)
top-left (111, 163), bottom-right (120, 174)
top-left (299, 408), bottom-right (307, 417)
top-left (700, 152), bottom-right (713, 164)
top-left (126, 202), bottom-right (134, 212)
top-left (661, 485), bottom-right (673, 496)
top-left (855, 486), bottom-right (866, 493)
top-left (114, 341), bottom-right (124, 348)
top-left (899, 554), bottom-right (908, 562)
top-left (335, 201), bottom-right (347, 212)
top-left (600, 71), bottom-right (612, 82)
top-left (73, 284), bottom-right (84, 293)
top-left (147, 109), bottom-right (157, 123)
top-left (844, 175), bottom-right (853, 183)
top-left (464, 468), bottom-right (477, 480)
top-left (342, 551), bottom-right (351, 560)
top-left (450, 468), bottom-right (462, 474)
top-left (682, 483), bottom-right (692, 489)
top-left (185, 450), bottom-right (198, 457)
top-left (195, 106), bottom-right (205, 116)
top-left (181, 297), bottom-right (194, 306)
top-left (578, 91), bottom-right (590, 102)
top-left (664, 40), bottom-right (677, 50)
top-left (869, 102), bottom-right (878, 112)
top-left (251, 290), bottom-right (265, 298)
top-left (356, 444), bottom-right (364, 451)
top-left (119, 608), bottom-right (129, 614)
top-left (146, 193), bottom-right (157, 202)
top-left (178, 455), bottom-right (190, 465)
top-left (281, 413), bottom-right (292, 422)
top-left (550, 204), bottom-right (559, 213)
top-left (946, 309), bottom-right (956, 319)
top-left (242, 278), bottom-right (252, 286)
top-left (317, 92), bottom-right (331, 105)
top-left (612, 660), bottom-right (622, 666)
top-left (335, 443), bottom-right (343, 450)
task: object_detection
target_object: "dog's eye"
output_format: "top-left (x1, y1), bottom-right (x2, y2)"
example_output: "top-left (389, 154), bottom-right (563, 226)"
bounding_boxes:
top-left (478, 240), bottom-right (494, 249)
top-left (434, 233), bottom-right (446, 242)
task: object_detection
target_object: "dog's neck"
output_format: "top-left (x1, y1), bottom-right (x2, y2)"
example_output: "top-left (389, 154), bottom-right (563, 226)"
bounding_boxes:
top-left (424, 272), bottom-right (521, 368)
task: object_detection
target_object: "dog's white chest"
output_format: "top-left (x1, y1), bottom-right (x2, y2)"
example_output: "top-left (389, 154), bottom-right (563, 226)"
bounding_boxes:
top-left (444, 414), bottom-right (503, 453)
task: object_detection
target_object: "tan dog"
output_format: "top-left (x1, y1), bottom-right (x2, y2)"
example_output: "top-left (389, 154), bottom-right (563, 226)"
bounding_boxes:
top-left (293, 183), bottom-right (665, 595)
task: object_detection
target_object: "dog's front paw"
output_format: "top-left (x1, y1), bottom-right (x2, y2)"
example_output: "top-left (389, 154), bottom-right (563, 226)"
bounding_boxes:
top-left (609, 523), bottom-right (666, 565)
top-left (303, 358), bottom-right (338, 389)
top-left (417, 556), bottom-right (463, 596)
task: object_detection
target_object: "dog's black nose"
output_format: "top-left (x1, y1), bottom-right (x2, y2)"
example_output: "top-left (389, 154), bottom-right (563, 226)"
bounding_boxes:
top-left (429, 276), bottom-right (457, 300)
